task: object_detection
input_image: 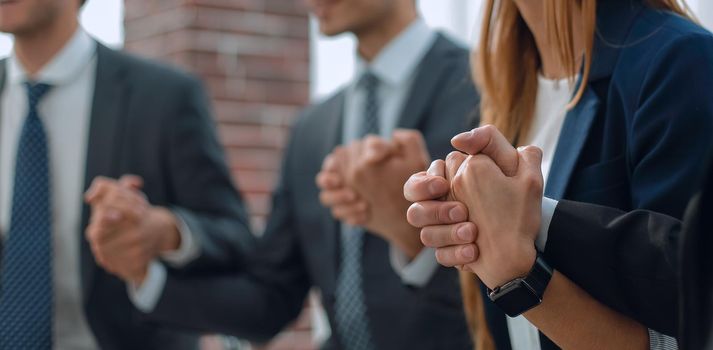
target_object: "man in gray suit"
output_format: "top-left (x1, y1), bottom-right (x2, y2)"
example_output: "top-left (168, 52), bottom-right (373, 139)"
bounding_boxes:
top-left (0, 0), bottom-right (253, 349)
top-left (89, 0), bottom-right (478, 348)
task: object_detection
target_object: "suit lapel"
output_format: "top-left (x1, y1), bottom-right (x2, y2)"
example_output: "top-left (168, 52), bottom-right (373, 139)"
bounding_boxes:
top-left (321, 92), bottom-right (345, 292)
top-left (396, 35), bottom-right (448, 130)
top-left (0, 61), bottom-right (5, 264)
top-left (80, 44), bottom-right (131, 302)
top-left (544, 87), bottom-right (601, 199)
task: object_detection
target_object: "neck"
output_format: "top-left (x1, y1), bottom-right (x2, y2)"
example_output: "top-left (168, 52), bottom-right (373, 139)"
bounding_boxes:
top-left (14, 17), bottom-right (79, 77)
top-left (355, 10), bottom-right (417, 62)
top-left (515, 1), bottom-right (584, 79)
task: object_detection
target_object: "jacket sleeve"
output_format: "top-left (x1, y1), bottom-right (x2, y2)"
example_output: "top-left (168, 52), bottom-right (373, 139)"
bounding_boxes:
top-left (162, 77), bottom-right (255, 272)
top-left (545, 200), bottom-right (682, 336)
top-left (145, 116), bottom-right (312, 342)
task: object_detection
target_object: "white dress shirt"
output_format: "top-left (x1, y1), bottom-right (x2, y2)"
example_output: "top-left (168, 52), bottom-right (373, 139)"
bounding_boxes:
top-left (1, 28), bottom-right (198, 349)
top-left (1, 29), bottom-right (99, 350)
top-left (506, 75), bottom-right (573, 350)
top-left (341, 18), bottom-right (440, 287)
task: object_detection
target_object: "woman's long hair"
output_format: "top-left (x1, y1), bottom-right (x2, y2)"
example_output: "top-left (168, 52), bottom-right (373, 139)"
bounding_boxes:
top-left (463, 1), bottom-right (693, 349)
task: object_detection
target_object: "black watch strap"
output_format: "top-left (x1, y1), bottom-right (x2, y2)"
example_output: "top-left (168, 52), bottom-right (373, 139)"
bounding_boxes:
top-left (524, 253), bottom-right (554, 297)
top-left (487, 252), bottom-right (554, 317)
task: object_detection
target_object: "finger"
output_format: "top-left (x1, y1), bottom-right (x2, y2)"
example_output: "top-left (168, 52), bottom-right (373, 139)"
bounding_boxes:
top-left (445, 151), bottom-right (468, 183)
top-left (319, 188), bottom-right (358, 207)
top-left (435, 244), bottom-right (479, 267)
top-left (102, 190), bottom-right (146, 221)
top-left (119, 175), bottom-right (144, 191)
top-left (85, 177), bottom-right (115, 203)
top-left (451, 125), bottom-right (519, 176)
top-left (517, 146), bottom-right (544, 179)
top-left (316, 170), bottom-right (343, 190)
top-left (392, 129), bottom-right (430, 165)
top-left (345, 140), bottom-right (364, 175)
top-left (321, 152), bottom-right (340, 172)
top-left (420, 222), bottom-right (477, 248)
top-left (403, 171), bottom-right (450, 202)
top-left (427, 159), bottom-right (446, 177)
top-left (362, 135), bottom-right (394, 164)
top-left (330, 201), bottom-right (369, 224)
top-left (406, 200), bottom-right (468, 227)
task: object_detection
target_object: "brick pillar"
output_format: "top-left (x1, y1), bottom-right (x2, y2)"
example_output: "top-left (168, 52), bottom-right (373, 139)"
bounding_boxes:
top-left (123, 1), bottom-right (315, 350)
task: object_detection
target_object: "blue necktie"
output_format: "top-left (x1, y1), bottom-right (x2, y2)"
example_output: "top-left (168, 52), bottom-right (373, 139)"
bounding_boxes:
top-left (0, 82), bottom-right (53, 350)
top-left (334, 72), bottom-right (380, 350)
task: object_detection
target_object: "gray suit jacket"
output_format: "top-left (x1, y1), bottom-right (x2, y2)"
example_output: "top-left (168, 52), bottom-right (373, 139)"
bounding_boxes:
top-left (145, 34), bottom-right (479, 350)
top-left (0, 43), bottom-right (255, 349)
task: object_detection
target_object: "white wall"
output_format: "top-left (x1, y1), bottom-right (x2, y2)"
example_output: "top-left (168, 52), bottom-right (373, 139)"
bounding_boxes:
top-left (0, 0), bottom-right (124, 58)
top-left (310, 0), bottom-right (713, 100)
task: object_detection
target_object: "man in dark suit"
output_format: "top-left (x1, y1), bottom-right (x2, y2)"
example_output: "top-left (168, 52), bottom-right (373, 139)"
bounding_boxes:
top-left (88, 0), bottom-right (478, 349)
top-left (0, 0), bottom-right (253, 349)
top-left (404, 127), bottom-right (713, 349)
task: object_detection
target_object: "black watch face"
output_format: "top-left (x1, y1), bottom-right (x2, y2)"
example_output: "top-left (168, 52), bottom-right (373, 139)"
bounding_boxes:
top-left (492, 282), bottom-right (542, 318)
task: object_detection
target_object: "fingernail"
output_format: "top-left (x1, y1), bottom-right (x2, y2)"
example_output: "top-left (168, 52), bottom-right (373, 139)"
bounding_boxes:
top-left (461, 245), bottom-right (475, 259)
top-left (449, 206), bottom-right (466, 221)
top-left (456, 225), bottom-right (473, 241)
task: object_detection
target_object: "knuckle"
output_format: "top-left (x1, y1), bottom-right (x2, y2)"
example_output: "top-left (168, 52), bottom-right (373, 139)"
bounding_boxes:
top-left (480, 124), bottom-right (496, 135)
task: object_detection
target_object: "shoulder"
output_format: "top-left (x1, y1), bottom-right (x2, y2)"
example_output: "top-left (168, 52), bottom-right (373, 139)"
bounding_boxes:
top-left (292, 89), bottom-right (345, 131)
top-left (615, 9), bottom-right (713, 77)
top-left (97, 44), bottom-right (203, 96)
top-left (429, 33), bottom-right (472, 75)
top-left (608, 9), bottom-right (713, 103)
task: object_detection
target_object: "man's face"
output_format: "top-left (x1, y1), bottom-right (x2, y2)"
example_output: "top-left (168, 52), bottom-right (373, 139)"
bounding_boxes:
top-left (306, 0), bottom-right (397, 37)
top-left (0, 0), bottom-right (68, 35)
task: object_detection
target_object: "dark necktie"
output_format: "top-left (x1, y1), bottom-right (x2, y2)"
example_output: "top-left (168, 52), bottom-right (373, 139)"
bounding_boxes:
top-left (334, 72), bottom-right (380, 350)
top-left (0, 82), bottom-right (54, 350)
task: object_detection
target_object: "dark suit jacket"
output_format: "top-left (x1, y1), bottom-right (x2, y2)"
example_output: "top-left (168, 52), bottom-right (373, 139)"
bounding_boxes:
top-left (541, 154), bottom-right (713, 350)
top-left (145, 33), bottom-right (479, 350)
top-left (479, 1), bottom-right (713, 349)
top-left (0, 43), bottom-right (255, 349)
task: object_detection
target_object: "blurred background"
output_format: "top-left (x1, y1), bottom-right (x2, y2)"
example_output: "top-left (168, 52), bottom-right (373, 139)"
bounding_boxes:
top-left (1, 1), bottom-right (710, 349)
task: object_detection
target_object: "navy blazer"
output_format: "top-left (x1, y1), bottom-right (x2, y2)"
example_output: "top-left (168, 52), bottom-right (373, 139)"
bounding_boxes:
top-left (484, 1), bottom-right (713, 349)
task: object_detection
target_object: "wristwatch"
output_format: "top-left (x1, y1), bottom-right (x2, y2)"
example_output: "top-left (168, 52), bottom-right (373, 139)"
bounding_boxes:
top-left (487, 252), bottom-right (553, 317)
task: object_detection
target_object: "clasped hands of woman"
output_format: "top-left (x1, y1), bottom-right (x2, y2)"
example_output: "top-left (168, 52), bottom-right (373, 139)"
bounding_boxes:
top-left (404, 125), bottom-right (545, 290)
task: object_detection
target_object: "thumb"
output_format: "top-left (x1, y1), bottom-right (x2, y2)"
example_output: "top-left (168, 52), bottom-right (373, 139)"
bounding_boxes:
top-left (392, 129), bottom-right (430, 165)
top-left (451, 125), bottom-right (518, 176)
top-left (119, 175), bottom-right (144, 191)
top-left (517, 146), bottom-right (544, 180)
top-left (363, 135), bottom-right (394, 164)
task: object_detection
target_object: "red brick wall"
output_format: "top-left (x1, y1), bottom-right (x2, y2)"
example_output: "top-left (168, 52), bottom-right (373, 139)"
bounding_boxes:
top-left (123, 1), bottom-right (316, 349)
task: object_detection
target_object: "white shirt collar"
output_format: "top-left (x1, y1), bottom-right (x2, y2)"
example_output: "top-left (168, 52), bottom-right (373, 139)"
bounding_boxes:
top-left (355, 19), bottom-right (436, 86)
top-left (7, 28), bottom-right (97, 86)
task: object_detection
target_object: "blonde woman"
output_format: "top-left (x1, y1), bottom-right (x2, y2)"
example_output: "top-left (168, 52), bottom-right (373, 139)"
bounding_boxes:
top-left (404, 0), bottom-right (713, 349)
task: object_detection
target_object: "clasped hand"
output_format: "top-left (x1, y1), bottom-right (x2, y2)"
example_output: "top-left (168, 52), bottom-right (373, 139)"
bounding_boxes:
top-left (404, 125), bottom-right (545, 289)
top-left (316, 130), bottom-right (430, 259)
top-left (84, 175), bottom-right (180, 285)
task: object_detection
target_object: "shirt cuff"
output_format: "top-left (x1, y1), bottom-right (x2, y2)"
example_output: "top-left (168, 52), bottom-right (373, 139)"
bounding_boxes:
top-left (160, 210), bottom-right (200, 267)
top-left (128, 260), bottom-right (167, 313)
top-left (537, 197), bottom-right (559, 252)
top-left (389, 246), bottom-right (440, 287)
top-left (648, 329), bottom-right (679, 349)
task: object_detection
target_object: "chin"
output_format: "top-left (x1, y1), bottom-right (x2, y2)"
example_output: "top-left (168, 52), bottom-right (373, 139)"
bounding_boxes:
top-left (318, 21), bottom-right (350, 37)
